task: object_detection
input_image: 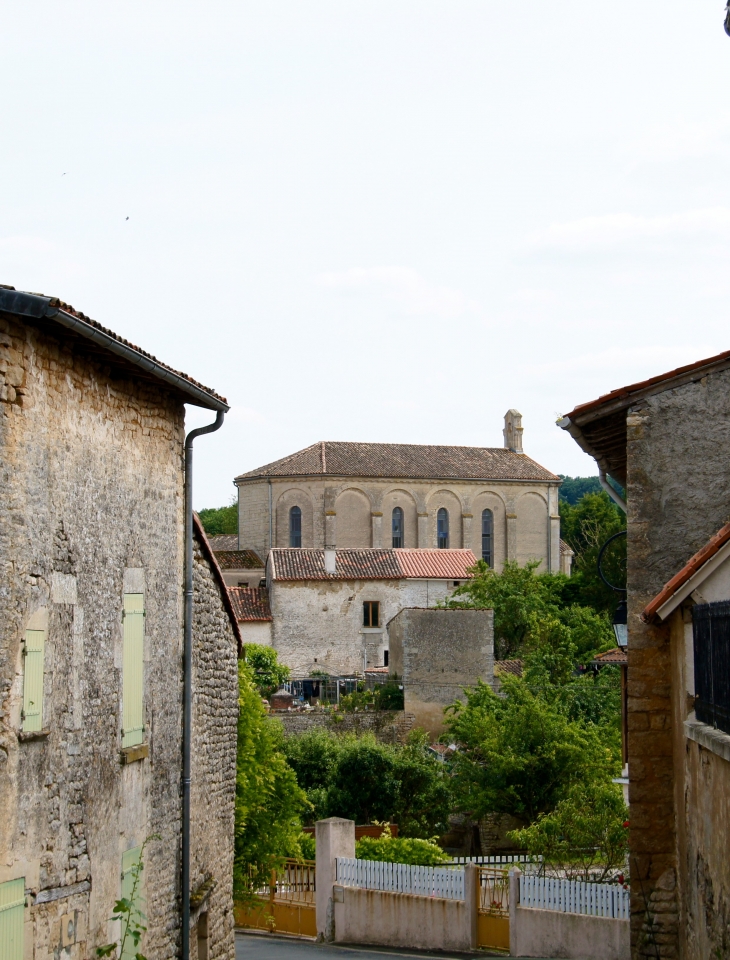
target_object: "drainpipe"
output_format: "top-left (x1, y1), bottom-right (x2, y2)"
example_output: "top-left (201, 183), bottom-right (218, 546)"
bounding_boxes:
top-left (182, 409), bottom-right (225, 960)
top-left (599, 468), bottom-right (627, 514)
top-left (268, 479), bottom-right (273, 552)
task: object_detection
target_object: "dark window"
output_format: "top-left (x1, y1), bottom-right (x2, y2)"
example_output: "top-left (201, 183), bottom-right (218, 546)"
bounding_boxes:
top-left (392, 507), bottom-right (404, 548)
top-left (237, 581), bottom-right (249, 588)
top-left (383, 650), bottom-right (389, 667)
top-left (363, 601), bottom-right (380, 628)
top-left (289, 506), bottom-right (302, 547)
top-left (481, 509), bottom-right (494, 567)
top-left (693, 601), bottom-right (730, 735)
top-left (437, 508), bottom-right (449, 549)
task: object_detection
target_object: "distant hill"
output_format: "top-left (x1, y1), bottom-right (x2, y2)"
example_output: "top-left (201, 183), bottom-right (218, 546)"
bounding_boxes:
top-left (558, 475), bottom-right (602, 505)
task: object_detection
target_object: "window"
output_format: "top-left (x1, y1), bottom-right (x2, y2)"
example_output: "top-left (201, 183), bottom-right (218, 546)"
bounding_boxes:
top-left (289, 506), bottom-right (302, 548)
top-left (692, 601), bottom-right (730, 735)
top-left (237, 581), bottom-right (249, 588)
top-left (363, 601), bottom-right (380, 628)
top-left (481, 509), bottom-right (494, 567)
top-left (392, 507), bottom-right (404, 548)
top-left (122, 594), bottom-right (145, 749)
top-left (383, 650), bottom-right (389, 667)
top-left (0, 878), bottom-right (25, 960)
top-left (437, 508), bottom-right (449, 549)
top-left (121, 847), bottom-right (143, 960)
top-left (22, 629), bottom-right (45, 732)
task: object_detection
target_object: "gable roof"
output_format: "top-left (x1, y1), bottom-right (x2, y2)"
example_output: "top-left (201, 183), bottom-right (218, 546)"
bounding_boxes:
top-left (641, 521), bottom-right (730, 623)
top-left (208, 535), bottom-right (239, 551)
top-left (228, 586), bottom-right (272, 622)
top-left (592, 647), bottom-right (628, 665)
top-left (236, 441), bottom-right (557, 483)
top-left (215, 549), bottom-right (264, 570)
top-left (0, 286), bottom-right (228, 411)
top-left (193, 514), bottom-right (242, 653)
top-left (559, 349), bottom-right (730, 487)
top-left (268, 547), bottom-right (478, 582)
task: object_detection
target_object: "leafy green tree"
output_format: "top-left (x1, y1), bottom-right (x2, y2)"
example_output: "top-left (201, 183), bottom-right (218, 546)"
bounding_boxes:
top-left (508, 781), bottom-right (629, 881)
top-left (198, 498), bottom-right (238, 536)
top-left (244, 643), bottom-right (290, 699)
top-left (558, 475), bottom-right (603, 505)
top-left (446, 677), bottom-right (618, 825)
top-left (234, 662), bottom-right (309, 893)
top-left (559, 491), bottom-right (626, 615)
top-left (355, 828), bottom-right (449, 865)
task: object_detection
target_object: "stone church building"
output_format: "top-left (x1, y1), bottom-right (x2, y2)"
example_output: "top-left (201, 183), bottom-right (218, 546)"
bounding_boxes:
top-left (235, 411), bottom-right (562, 574)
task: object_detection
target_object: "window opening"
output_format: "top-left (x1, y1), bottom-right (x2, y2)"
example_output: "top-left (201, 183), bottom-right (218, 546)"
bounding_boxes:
top-left (437, 508), bottom-right (449, 549)
top-left (383, 650), bottom-right (389, 667)
top-left (392, 507), bottom-right (404, 548)
top-left (363, 601), bottom-right (380, 628)
top-left (0, 877), bottom-right (25, 960)
top-left (481, 509), bottom-right (494, 567)
top-left (22, 629), bottom-right (46, 732)
top-left (289, 506), bottom-right (302, 548)
top-left (122, 594), bottom-right (145, 748)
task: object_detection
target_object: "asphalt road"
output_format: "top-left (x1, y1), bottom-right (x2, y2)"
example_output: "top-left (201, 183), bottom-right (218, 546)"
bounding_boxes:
top-left (235, 930), bottom-right (549, 960)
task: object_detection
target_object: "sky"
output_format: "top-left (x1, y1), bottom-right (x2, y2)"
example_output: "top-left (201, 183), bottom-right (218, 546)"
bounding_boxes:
top-left (2, 2), bottom-right (730, 508)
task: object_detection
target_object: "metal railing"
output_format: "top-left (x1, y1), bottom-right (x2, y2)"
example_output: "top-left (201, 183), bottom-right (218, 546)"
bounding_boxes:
top-left (250, 860), bottom-right (316, 905)
top-left (478, 867), bottom-right (510, 917)
top-left (693, 601), bottom-right (730, 734)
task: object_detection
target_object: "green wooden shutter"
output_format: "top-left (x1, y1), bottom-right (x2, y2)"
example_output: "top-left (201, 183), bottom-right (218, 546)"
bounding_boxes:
top-left (122, 595), bottom-right (145, 748)
top-left (120, 848), bottom-right (142, 960)
top-left (0, 878), bottom-right (25, 960)
top-left (22, 630), bottom-right (45, 732)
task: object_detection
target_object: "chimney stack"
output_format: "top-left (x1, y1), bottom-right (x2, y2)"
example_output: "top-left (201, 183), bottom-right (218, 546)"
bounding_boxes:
top-left (324, 548), bottom-right (336, 575)
top-left (503, 410), bottom-right (524, 454)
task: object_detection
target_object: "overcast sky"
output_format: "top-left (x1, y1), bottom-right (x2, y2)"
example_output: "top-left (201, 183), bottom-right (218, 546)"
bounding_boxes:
top-left (3, 2), bottom-right (730, 507)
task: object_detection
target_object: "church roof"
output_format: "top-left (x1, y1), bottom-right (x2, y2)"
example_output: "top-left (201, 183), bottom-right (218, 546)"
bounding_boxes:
top-left (236, 441), bottom-right (557, 483)
top-left (269, 548), bottom-right (478, 582)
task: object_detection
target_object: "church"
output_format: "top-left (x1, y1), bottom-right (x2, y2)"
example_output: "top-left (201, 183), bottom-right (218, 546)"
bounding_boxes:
top-left (235, 410), bottom-right (563, 574)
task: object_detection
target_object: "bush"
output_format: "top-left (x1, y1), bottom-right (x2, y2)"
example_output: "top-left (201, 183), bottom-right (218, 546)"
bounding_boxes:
top-left (244, 643), bottom-right (290, 699)
top-left (355, 831), bottom-right (449, 866)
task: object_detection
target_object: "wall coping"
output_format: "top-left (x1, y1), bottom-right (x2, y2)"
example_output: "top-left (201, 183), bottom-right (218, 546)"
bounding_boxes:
top-left (685, 716), bottom-right (730, 763)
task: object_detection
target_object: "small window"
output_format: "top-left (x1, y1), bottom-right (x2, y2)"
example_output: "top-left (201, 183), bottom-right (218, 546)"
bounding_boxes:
top-left (237, 581), bottom-right (249, 588)
top-left (383, 650), bottom-right (389, 667)
top-left (437, 508), bottom-right (449, 549)
top-left (22, 629), bottom-right (46, 732)
top-left (289, 506), bottom-right (302, 548)
top-left (122, 594), bottom-right (145, 749)
top-left (0, 877), bottom-right (25, 960)
top-left (363, 601), bottom-right (380, 628)
top-left (481, 509), bottom-right (494, 567)
top-left (392, 507), bottom-right (404, 549)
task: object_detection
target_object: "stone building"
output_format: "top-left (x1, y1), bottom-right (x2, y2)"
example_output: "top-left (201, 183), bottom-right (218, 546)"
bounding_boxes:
top-left (235, 411), bottom-right (561, 572)
top-left (0, 287), bottom-right (238, 960)
top-left (266, 548), bottom-right (477, 675)
top-left (388, 608), bottom-right (494, 736)
top-left (228, 586), bottom-right (273, 645)
top-left (560, 348), bottom-right (730, 960)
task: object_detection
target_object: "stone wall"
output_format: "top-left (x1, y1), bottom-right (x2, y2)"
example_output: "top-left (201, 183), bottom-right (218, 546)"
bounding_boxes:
top-left (275, 710), bottom-right (415, 744)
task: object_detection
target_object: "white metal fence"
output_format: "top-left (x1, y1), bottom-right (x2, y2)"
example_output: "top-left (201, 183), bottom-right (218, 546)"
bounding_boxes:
top-left (337, 858), bottom-right (464, 901)
top-left (519, 875), bottom-right (630, 920)
top-left (449, 855), bottom-right (534, 866)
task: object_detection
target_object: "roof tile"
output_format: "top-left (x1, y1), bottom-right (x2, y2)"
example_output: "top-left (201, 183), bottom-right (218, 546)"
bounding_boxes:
top-left (229, 586), bottom-right (272, 622)
top-left (269, 548), bottom-right (477, 582)
top-left (215, 549), bottom-right (264, 570)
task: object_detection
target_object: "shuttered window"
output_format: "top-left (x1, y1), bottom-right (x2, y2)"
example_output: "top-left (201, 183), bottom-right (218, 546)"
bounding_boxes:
top-left (0, 878), bottom-right (25, 960)
top-left (121, 847), bottom-right (142, 960)
top-left (22, 630), bottom-right (45, 732)
top-left (122, 595), bottom-right (145, 748)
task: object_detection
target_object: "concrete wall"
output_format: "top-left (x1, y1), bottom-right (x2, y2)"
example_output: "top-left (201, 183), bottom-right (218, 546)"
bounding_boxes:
top-left (510, 905), bottom-right (629, 960)
top-left (0, 314), bottom-right (235, 960)
top-left (268, 578), bottom-right (459, 677)
top-left (388, 608), bottom-right (494, 736)
top-left (624, 368), bottom-right (730, 959)
top-left (239, 620), bottom-right (273, 646)
top-left (239, 476), bottom-right (559, 571)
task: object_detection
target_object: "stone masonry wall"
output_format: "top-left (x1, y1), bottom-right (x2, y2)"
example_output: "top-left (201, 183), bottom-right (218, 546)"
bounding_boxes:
top-left (189, 532), bottom-right (238, 960)
top-left (626, 367), bottom-right (730, 960)
top-left (276, 710), bottom-right (415, 744)
top-left (0, 313), bottom-right (187, 959)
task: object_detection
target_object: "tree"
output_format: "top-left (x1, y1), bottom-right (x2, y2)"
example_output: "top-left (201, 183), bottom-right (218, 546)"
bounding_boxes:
top-left (559, 491), bottom-right (626, 616)
top-left (234, 662), bottom-right (309, 894)
top-left (446, 677), bottom-right (618, 825)
top-left (198, 498), bottom-right (238, 536)
top-left (355, 827), bottom-right (449, 865)
top-left (244, 643), bottom-right (291, 699)
top-left (558, 475), bottom-right (602, 505)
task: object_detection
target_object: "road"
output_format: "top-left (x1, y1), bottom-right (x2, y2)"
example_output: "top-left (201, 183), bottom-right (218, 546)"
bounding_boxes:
top-left (235, 930), bottom-right (550, 960)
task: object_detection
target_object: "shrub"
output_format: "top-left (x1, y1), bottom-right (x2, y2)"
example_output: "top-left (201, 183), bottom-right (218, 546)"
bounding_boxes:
top-left (355, 831), bottom-right (449, 866)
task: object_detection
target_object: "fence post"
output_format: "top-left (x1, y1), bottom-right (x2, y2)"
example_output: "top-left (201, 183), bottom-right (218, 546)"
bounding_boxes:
top-left (509, 868), bottom-right (521, 958)
top-left (464, 863), bottom-right (479, 949)
top-left (315, 817), bottom-right (355, 942)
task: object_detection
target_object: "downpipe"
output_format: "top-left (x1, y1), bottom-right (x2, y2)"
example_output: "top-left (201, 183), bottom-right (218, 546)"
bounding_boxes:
top-left (182, 409), bottom-right (225, 959)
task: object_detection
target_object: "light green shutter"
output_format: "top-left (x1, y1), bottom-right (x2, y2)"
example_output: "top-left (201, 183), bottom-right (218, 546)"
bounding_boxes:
top-left (122, 595), bottom-right (144, 748)
top-left (22, 630), bottom-right (45, 732)
top-left (120, 848), bottom-right (142, 960)
top-left (0, 878), bottom-right (25, 960)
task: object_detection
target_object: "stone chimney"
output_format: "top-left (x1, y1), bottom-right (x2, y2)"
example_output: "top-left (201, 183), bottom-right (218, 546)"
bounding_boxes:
top-left (324, 548), bottom-right (336, 575)
top-left (503, 409), bottom-right (524, 454)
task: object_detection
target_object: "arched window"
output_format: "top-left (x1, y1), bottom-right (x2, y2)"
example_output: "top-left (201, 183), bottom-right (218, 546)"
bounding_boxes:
top-left (289, 506), bottom-right (302, 548)
top-left (392, 507), bottom-right (404, 548)
top-left (481, 509), bottom-right (493, 567)
top-left (437, 508), bottom-right (449, 549)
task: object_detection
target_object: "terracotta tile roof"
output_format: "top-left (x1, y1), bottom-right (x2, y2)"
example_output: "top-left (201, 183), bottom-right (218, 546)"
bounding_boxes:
top-left (192, 514), bottom-right (242, 653)
top-left (236, 441), bottom-right (557, 483)
top-left (592, 647), bottom-right (628, 665)
top-left (641, 521), bottom-right (730, 623)
top-left (494, 659), bottom-right (523, 677)
top-left (215, 549), bottom-right (264, 570)
top-left (228, 586), bottom-right (272, 622)
top-left (0, 286), bottom-right (227, 411)
top-left (395, 549), bottom-right (478, 579)
top-left (208, 535), bottom-right (239, 551)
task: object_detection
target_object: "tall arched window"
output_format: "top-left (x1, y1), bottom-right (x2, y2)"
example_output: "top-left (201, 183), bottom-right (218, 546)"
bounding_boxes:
top-left (481, 509), bottom-right (493, 567)
top-left (289, 506), bottom-right (302, 548)
top-left (392, 507), bottom-right (404, 548)
top-left (437, 508), bottom-right (449, 549)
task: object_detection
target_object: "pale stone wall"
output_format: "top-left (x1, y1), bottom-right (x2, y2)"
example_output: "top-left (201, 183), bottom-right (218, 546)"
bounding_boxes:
top-left (0, 314), bottom-right (235, 960)
top-left (239, 620), bottom-right (273, 646)
top-left (268, 578), bottom-right (460, 677)
top-left (276, 710), bottom-right (415, 744)
top-left (239, 476), bottom-right (558, 572)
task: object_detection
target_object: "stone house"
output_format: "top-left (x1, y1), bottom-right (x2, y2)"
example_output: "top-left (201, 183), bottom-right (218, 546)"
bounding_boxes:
top-left (266, 547), bottom-right (477, 675)
top-left (560, 348), bottom-right (730, 960)
top-left (0, 287), bottom-right (238, 960)
top-left (228, 586), bottom-right (273, 646)
top-left (235, 411), bottom-right (562, 573)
